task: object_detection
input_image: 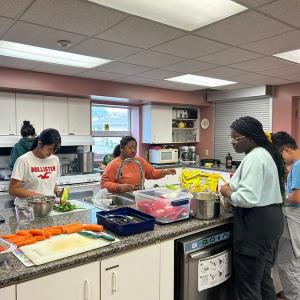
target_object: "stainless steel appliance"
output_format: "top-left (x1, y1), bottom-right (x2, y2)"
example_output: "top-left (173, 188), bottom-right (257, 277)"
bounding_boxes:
top-left (73, 152), bottom-right (94, 173)
top-left (149, 148), bottom-right (178, 164)
top-left (179, 146), bottom-right (189, 162)
top-left (175, 225), bottom-right (233, 300)
top-left (188, 146), bottom-right (197, 163)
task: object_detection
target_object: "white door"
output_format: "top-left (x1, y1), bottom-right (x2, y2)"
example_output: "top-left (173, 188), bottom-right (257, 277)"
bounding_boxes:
top-left (101, 244), bottom-right (160, 300)
top-left (0, 285), bottom-right (15, 300)
top-left (17, 262), bottom-right (100, 300)
top-left (151, 106), bottom-right (172, 143)
top-left (68, 98), bottom-right (91, 135)
top-left (16, 93), bottom-right (44, 135)
top-left (0, 92), bottom-right (16, 135)
top-left (44, 96), bottom-right (68, 135)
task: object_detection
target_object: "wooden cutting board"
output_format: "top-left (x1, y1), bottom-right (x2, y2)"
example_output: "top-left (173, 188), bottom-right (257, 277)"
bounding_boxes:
top-left (20, 233), bottom-right (118, 265)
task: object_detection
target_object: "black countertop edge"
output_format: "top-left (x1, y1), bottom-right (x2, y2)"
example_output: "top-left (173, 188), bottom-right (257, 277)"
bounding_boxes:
top-left (0, 208), bottom-right (233, 288)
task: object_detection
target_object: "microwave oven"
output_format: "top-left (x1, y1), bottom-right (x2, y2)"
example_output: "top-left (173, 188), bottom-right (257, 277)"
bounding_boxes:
top-left (149, 149), bottom-right (178, 164)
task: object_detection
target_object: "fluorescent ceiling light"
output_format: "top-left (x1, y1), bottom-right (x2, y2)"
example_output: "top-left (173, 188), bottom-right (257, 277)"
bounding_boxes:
top-left (165, 74), bottom-right (236, 87)
top-left (0, 41), bottom-right (111, 68)
top-left (88, 0), bottom-right (247, 31)
top-left (273, 49), bottom-right (300, 64)
top-left (91, 95), bottom-right (130, 102)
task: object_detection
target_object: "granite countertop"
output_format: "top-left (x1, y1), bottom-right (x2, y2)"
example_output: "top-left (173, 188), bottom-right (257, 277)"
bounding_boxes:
top-left (152, 162), bottom-right (237, 173)
top-left (0, 206), bottom-right (233, 288)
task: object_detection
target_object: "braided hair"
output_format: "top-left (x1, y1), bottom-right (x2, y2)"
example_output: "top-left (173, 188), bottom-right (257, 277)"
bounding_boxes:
top-left (231, 116), bottom-right (286, 197)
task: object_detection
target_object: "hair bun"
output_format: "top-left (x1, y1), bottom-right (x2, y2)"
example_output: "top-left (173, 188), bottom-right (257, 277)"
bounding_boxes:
top-left (23, 120), bottom-right (30, 126)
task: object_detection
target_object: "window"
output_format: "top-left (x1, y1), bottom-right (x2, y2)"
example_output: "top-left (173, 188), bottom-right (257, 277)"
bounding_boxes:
top-left (91, 105), bottom-right (131, 160)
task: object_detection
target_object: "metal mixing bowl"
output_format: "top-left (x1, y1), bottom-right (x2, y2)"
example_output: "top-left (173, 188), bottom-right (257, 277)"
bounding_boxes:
top-left (26, 196), bottom-right (55, 217)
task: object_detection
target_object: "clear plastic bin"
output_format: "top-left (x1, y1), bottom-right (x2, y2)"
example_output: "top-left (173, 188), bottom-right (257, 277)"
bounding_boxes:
top-left (134, 188), bottom-right (191, 224)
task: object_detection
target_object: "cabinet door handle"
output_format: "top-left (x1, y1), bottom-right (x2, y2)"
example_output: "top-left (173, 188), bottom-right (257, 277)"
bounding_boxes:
top-left (112, 271), bottom-right (118, 294)
top-left (69, 132), bottom-right (75, 135)
top-left (84, 279), bottom-right (90, 300)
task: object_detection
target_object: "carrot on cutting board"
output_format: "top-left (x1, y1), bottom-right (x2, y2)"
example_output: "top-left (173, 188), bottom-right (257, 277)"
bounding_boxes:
top-left (35, 235), bottom-right (46, 241)
top-left (15, 237), bottom-right (37, 248)
top-left (1, 234), bottom-right (20, 240)
top-left (29, 229), bottom-right (46, 236)
top-left (62, 224), bottom-right (83, 234)
top-left (16, 230), bottom-right (32, 237)
top-left (42, 226), bottom-right (62, 231)
top-left (83, 224), bottom-right (103, 232)
top-left (44, 228), bottom-right (62, 235)
top-left (6, 236), bottom-right (26, 243)
top-left (42, 231), bottom-right (52, 238)
top-left (61, 222), bottom-right (82, 228)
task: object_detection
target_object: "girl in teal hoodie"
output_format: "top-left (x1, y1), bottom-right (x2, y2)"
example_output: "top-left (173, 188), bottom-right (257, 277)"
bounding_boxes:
top-left (9, 121), bottom-right (36, 170)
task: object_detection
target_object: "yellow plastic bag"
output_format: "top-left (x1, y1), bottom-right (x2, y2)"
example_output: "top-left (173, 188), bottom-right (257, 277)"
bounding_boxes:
top-left (180, 169), bottom-right (227, 192)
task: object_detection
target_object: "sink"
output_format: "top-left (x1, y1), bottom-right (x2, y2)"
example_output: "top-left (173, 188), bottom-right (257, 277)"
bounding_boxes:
top-left (83, 193), bottom-right (135, 210)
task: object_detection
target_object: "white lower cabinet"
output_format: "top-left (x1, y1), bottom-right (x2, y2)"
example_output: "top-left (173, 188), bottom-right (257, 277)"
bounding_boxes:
top-left (101, 244), bottom-right (160, 300)
top-left (0, 285), bottom-right (15, 300)
top-left (17, 262), bottom-right (100, 300)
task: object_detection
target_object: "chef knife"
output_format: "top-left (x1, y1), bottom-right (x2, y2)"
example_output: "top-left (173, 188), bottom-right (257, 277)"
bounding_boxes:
top-left (78, 231), bottom-right (116, 241)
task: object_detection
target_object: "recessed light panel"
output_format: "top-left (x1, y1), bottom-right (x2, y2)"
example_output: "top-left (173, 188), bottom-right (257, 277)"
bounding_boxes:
top-left (91, 95), bottom-right (130, 102)
top-left (0, 41), bottom-right (111, 68)
top-left (88, 0), bottom-right (247, 31)
top-left (165, 74), bottom-right (236, 87)
top-left (274, 49), bottom-right (300, 64)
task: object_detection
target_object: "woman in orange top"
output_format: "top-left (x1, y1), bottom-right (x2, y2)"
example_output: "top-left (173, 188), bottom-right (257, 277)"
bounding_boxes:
top-left (101, 136), bottom-right (176, 193)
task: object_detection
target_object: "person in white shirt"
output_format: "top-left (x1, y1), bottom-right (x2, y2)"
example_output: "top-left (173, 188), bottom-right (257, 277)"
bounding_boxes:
top-left (220, 116), bottom-right (286, 300)
top-left (9, 128), bottom-right (62, 203)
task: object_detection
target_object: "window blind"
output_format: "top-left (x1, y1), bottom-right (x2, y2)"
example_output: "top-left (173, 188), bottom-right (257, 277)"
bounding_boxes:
top-left (214, 97), bottom-right (272, 162)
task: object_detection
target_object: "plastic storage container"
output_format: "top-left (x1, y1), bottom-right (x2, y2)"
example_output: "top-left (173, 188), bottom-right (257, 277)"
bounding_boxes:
top-left (96, 207), bottom-right (155, 236)
top-left (135, 188), bottom-right (191, 224)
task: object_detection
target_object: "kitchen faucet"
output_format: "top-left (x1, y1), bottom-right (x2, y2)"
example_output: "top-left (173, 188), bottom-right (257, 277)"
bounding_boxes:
top-left (116, 158), bottom-right (145, 190)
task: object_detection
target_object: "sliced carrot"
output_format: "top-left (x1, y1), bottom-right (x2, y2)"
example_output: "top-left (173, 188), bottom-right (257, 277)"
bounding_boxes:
top-left (0, 246), bottom-right (6, 252)
top-left (29, 229), bottom-right (46, 236)
top-left (16, 230), bottom-right (32, 237)
top-left (83, 224), bottom-right (103, 232)
top-left (42, 226), bottom-right (62, 231)
top-left (6, 236), bottom-right (26, 243)
top-left (44, 228), bottom-right (62, 235)
top-left (35, 235), bottom-right (46, 241)
top-left (1, 234), bottom-right (20, 239)
top-left (62, 224), bottom-right (83, 234)
top-left (15, 237), bottom-right (37, 248)
top-left (43, 231), bottom-right (52, 238)
top-left (61, 222), bottom-right (82, 228)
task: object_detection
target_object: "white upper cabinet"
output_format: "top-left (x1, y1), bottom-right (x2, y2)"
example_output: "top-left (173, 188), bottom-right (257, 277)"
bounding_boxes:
top-left (0, 92), bottom-right (16, 135)
top-left (16, 93), bottom-right (44, 135)
top-left (44, 96), bottom-right (68, 135)
top-left (17, 262), bottom-right (100, 300)
top-left (68, 98), bottom-right (91, 136)
top-left (0, 285), bottom-right (15, 300)
top-left (142, 105), bottom-right (172, 144)
top-left (101, 244), bottom-right (160, 300)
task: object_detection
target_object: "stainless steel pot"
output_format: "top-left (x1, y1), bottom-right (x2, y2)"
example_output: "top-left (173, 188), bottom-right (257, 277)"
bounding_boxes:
top-left (190, 192), bottom-right (220, 220)
top-left (26, 196), bottom-right (55, 217)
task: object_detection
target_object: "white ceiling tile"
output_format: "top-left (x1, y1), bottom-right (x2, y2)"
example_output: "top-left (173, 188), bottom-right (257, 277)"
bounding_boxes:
top-left (145, 81), bottom-right (202, 91)
top-left (196, 66), bottom-right (248, 79)
top-left (96, 16), bottom-right (185, 49)
top-left (220, 82), bottom-right (252, 90)
top-left (272, 72), bottom-right (300, 81)
top-left (0, 0), bottom-right (33, 19)
top-left (95, 61), bottom-right (153, 75)
top-left (244, 77), bottom-right (294, 86)
top-left (241, 30), bottom-right (300, 55)
top-left (260, 0), bottom-right (300, 28)
top-left (258, 64), bottom-right (300, 77)
top-left (229, 72), bottom-right (269, 82)
top-left (20, 0), bottom-right (128, 36)
top-left (233, 0), bottom-right (276, 8)
top-left (134, 69), bottom-right (182, 80)
top-left (194, 11), bottom-right (291, 45)
top-left (0, 55), bottom-right (41, 70)
top-left (229, 57), bottom-right (294, 72)
top-left (76, 70), bottom-right (125, 80)
top-left (32, 63), bottom-right (85, 76)
top-left (70, 38), bottom-right (141, 60)
top-left (151, 34), bottom-right (228, 58)
top-left (0, 17), bottom-right (14, 38)
top-left (114, 76), bottom-right (157, 85)
top-left (3, 21), bottom-right (86, 50)
top-left (196, 47), bottom-right (263, 65)
top-left (121, 50), bottom-right (185, 68)
top-left (162, 59), bottom-right (217, 73)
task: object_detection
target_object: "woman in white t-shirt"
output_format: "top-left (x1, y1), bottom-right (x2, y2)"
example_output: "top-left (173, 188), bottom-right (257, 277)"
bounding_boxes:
top-left (9, 128), bottom-right (62, 201)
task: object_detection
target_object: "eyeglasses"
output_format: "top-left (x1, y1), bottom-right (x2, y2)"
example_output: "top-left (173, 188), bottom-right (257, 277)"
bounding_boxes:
top-left (228, 135), bottom-right (245, 144)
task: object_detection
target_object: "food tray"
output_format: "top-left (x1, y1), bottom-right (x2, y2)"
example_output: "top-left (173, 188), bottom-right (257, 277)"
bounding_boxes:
top-left (0, 238), bottom-right (17, 254)
top-left (96, 207), bottom-right (155, 236)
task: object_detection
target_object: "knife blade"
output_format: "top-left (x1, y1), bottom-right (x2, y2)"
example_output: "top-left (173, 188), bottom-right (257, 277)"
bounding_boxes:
top-left (78, 231), bottom-right (116, 241)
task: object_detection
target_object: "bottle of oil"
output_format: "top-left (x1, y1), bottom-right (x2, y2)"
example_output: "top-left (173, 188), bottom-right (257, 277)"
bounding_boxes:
top-left (225, 153), bottom-right (232, 169)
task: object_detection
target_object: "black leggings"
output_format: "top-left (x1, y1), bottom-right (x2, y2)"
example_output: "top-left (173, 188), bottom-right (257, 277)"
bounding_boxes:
top-left (233, 205), bottom-right (283, 300)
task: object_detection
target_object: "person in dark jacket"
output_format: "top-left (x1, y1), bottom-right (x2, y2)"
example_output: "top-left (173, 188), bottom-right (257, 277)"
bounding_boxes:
top-left (8, 121), bottom-right (36, 170)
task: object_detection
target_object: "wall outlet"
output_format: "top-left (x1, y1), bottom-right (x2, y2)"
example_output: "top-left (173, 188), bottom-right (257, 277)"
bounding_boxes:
top-left (205, 150), bottom-right (209, 156)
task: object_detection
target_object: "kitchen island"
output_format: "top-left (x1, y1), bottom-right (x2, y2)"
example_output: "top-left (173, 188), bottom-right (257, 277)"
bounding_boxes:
top-left (0, 205), bottom-right (232, 300)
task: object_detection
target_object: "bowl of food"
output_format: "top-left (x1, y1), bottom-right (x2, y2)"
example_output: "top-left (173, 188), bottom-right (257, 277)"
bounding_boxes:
top-left (26, 196), bottom-right (55, 217)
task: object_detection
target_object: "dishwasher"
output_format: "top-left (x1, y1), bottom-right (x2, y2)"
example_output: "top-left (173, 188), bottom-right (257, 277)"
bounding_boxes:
top-left (174, 224), bottom-right (233, 300)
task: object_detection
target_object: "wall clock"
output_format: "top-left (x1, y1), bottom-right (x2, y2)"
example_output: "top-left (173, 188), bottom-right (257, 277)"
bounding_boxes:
top-left (201, 118), bottom-right (210, 129)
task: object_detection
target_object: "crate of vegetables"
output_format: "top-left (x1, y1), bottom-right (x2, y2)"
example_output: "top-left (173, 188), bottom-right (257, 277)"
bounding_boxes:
top-left (134, 188), bottom-right (192, 224)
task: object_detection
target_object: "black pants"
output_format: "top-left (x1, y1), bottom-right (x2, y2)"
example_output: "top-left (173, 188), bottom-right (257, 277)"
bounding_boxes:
top-left (233, 204), bottom-right (283, 300)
